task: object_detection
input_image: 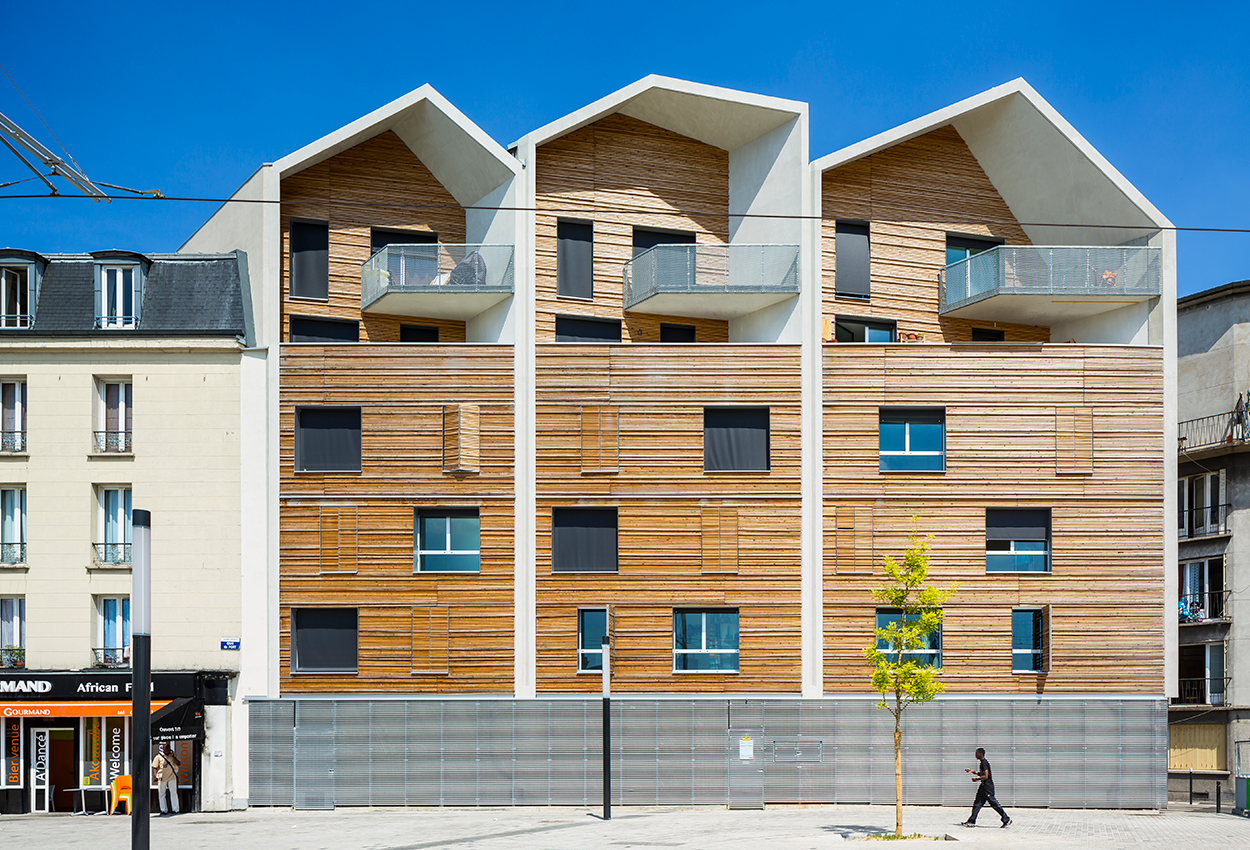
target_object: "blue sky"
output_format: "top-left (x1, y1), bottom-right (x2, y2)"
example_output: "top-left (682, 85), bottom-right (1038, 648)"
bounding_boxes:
top-left (0, 1), bottom-right (1245, 296)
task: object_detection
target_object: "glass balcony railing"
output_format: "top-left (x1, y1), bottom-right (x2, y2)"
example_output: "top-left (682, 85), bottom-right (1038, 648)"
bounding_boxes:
top-left (361, 244), bottom-right (514, 319)
top-left (622, 244), bottom-right (800, 318)
top-left (939, 245), bottom-right (1162, 321)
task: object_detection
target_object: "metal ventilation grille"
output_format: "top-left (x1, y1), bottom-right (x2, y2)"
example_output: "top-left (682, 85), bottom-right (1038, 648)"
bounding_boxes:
top-left (248, 697), bottom-right (1165, 809)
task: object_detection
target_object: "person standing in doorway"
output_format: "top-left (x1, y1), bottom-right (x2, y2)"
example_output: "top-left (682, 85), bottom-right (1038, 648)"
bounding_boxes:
top-left (152, 743), bottom-right (181, 816)
top-left (961, 747), bottom-right (1010, 828)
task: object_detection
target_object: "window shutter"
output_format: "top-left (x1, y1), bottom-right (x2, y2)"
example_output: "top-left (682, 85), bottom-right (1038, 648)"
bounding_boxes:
top-left (443, 404), bottom-right (480, 474)
top-left (581, 405), bottom-right (619, 473)
top-left (124, 384), bottom-right (133, 433)
top-left (835, 221), bottom-right (871, 298)
top-left (835, 504), bottom-right (873, 574)
top-left (1040, 605), bottom-right (1051, 673)
top-left (701, 504), bottom-right (739, 574)
top-left (411, 606), bottom-right (450, 674)
top-left (133, 267), bottom-right (143, 325)
top-left (319, 507), bottom-right (355, 574)
top-left (556, 220), bottom-right (594, 299)
top-left (1055, 407), bottom-right (1093, 474)
top-left (93, 266), bottom-right (102, 324)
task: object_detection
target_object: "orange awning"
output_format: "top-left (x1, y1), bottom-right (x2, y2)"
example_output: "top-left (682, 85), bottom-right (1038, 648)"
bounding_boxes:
top-left (2, 702), bottom-right (169, 718)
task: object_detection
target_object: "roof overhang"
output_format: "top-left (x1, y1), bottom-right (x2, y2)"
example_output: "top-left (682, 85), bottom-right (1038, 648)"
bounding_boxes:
top-left (813, 79), bottom-right (1172, 246)
top-left (273, 85), bottom-right (520, 207)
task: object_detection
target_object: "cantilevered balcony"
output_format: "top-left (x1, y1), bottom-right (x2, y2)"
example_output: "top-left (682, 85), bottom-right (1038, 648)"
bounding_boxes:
top-left (939, 245), bottom-right (1161, 325)
top-left (361, 244), bottom-right (514, 320)
top-left (622, 244), bottom-right (799, 319)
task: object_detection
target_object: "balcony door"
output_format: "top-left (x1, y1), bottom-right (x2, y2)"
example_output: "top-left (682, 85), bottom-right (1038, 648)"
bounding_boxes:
top-left (371, 228), bottom-right (437, 288)
top-left (633, 227), bottom-right (695, 292)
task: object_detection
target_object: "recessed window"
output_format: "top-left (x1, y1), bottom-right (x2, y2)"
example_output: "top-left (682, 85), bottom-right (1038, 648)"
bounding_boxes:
top-left (986, 508), bottom-right (1051, 573)
top-left (1012, 608), bottom-right (1047, 673)
top-left (578, 608), bottom-right (608, 672)
top-left (96, 379), bottom-right (133, 453)
top-left (875, 607), bottom-right (941, 667)
top-left (289, 316), bottom-right (359, 343)
top-left (295, 407), bottom-right (362, 472)
top-left (400, 324), bottom-right (439, 343)
top-left (660, 323), bottom-right (697, 343)
top-left (552, 507), bottom-right (618, 573)
top-left (290, 220), bottom-right (329, 300)
top-left (292, 608), bottom-right (358, 673)
top-left (415, 509), bottom-right (481, 573)
top-left (835, 316), bottom-right (895, 343)
top-left (96, 487), bottom-right (131, 565)
top-left (0, 597), bottom-right (24, 667)
top-left (1, 265), bottom-right (32, 328)
top-left (879, 408), bottom-right (945, 472)
top-left (704, 407), bottom-right (770, 472)
top-left (945, 234), bottom-right (1001, 267)
top-left (673, 609), bottom-right (739, 672)
top-left (1, 488), bottom-right (26, 565)
top-left (1, 380), bottom-right (26, 452)
top-left (95, 596), bottom-right (130, 667)
top-left (97, 265), bottom-right (140, 328)
top-left (1179, 470), bottom-right (1225, 539)
top-left (835, 221), bottom-right (871, 299)
top-left (971, 327), bottom-right (1004, 342)
top-left (554, 316), bottom-right (621, 342)
top-left (557, 220), bottom-right (593, 300)
top-left (1180, 558), bottom-right (1225, 621)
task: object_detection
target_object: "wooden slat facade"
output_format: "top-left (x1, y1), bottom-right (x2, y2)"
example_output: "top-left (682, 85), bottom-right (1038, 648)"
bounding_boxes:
top-left (821, 125), bottom-right (1050, 343)
top-left (279, 346), bottom-right (514, 693)
top-left (535, 114), bottom-right (732, 342)
top-left (823, 344), bottom-right (1164, 695)
top-left (280, 130), bottom-right (469, 343)
top-left (535, 345), bottom-right (802, 693)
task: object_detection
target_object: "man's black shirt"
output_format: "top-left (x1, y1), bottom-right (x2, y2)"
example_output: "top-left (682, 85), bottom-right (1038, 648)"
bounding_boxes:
top-left (978, 757), bottom-right (995, 795)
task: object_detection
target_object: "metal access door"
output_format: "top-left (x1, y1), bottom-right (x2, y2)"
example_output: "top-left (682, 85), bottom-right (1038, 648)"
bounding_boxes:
top-left (293, 703), bottom-right (335, 810)
top-left (727, 727), bottom-right (763, 809)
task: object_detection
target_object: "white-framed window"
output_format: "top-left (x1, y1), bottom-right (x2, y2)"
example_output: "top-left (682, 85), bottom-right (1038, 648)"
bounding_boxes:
top-left (1, 488), bottom-right (26, 565)
top-left (879, 407), bottom-right (945, 472)
top-left (578, 607), bottom-right (609, 672)
top-left (1011, 607), bottom-right (1048, 673)
top-left (96, 265), bottom-right (140, 328)
top-left (875, 607), bottom-right (942, 667)
top-left (1, 380), bottom-right (26, 452)
top-left (1, 265), bottom-right (32, 328)
top-left (1179, 470), bottom-right (1225, 538)
top-left (96, 487), bottom-right (132, 564)
top-left (673, 608), bottom-right (739, 672)
top-left (95, 379), bottom-right (133, 453)
top-left (1, 597), bottom-right (24, 667)
top-left (414, 509), bottom-right (480, 573)
top-left (95, 596), bottom-right (130, 666)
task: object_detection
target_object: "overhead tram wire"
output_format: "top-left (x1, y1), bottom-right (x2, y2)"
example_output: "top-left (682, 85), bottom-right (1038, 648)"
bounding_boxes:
top-left (0, 61), bottom-right (88, 177)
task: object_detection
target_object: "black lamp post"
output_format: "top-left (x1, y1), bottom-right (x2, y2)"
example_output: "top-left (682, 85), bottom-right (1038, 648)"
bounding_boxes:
top-left (131, 509), bottom-right (151, 850)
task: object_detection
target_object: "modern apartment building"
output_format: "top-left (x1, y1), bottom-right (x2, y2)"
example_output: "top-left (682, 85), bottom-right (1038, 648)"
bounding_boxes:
top-left (0, 250), bottom-right (248, 813)
top-left (1171, 280), bottom-right (1250, 808)
top-left (182, 76), bottom-right (1174, 810)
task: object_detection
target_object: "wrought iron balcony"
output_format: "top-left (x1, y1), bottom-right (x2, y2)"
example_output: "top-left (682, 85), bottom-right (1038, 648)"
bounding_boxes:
top-left (622, 244), bottom-right (800, 319)
top-left (361, 244), bottom-right (514, 320)
top-left (0, 430), bottom-right (25, 452)
top-left (1179, 409), bottom-right (1246, 454)
top-left (0, 542), bottom-right (25, 564)
top-left (93, 430), bottom-right (133, 453)
top-left (1179, 503), bottom-right (1230, 540)
top-left (1179, 590), bottom-right (1231, 623)
top-left (0, 647), bottom-right (24, 668)
top-left (93, 542), bottom-right (131, 565)
top-left (939, 245), bottom-right (1161, 324)
top-left (1173, 677), bottom-right (1229, 706)
top-left (92, 646), bottom-right (129, 668)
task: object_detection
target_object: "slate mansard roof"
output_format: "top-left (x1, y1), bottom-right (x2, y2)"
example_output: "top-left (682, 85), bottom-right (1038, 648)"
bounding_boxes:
top-left (0, 250), bottom-right (246, 337)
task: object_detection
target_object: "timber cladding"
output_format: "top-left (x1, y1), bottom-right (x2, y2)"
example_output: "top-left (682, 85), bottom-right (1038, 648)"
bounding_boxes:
top-left (822, 344), bottom-right (1164, 695)
top-left (820, 125), bottom-right (1048, 344)
top-left (535, 114), bottom-right (731, 342)
top-left (279, 345), bottom-right (514, 694)
top-left (535, 345), bottom-right (802, 693)
top-left (280, 130), bottom-right (469, 343)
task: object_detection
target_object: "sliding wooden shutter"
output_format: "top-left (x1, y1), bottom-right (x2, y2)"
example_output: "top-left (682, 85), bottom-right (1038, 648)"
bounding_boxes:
top-left (581, 405), bottom-right (620, 473)
top-left (1040, 604), bottom-right (1052, 674)
top-left (701, 504), bottom-right (739, 574)
top-left (319, 506), bottom-right (358, 574)
top-left (834, 504), bottom-right (873, 574)
top-left (1055, 407), bottom-right (1093, 474)
top-left (411, 606), bottom-right (450, 674)
top-left (443, 404), bottom-right (480, 473)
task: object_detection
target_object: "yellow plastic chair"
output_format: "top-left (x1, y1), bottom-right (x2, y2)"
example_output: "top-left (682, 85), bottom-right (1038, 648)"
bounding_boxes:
top-left (108, 775), bottom-right (133, 815)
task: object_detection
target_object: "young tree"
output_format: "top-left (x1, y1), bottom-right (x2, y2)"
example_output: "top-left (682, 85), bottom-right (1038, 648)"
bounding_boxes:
top-left (863, 528), bottom-right (956, 838)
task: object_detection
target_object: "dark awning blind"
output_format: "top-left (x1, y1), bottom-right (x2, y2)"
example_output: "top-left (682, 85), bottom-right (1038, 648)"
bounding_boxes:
top-left (552, 507), bottom-right (618, 573)
top-left (150, 697), bottom-right (205, 742)
top-left (704, 407), bottom-right (770, 471)
top-left (293, 608), bottom-right (358, 672)
top-left (290, 221), bottom-right (329, 299)
top-left (947, 234), bottom-right (1002, 253)
top-left (835, 221), bottom-right (870, 298)
top-left (296, 407), bottom-right (362, 471)
top-left (557, 221), bottom-right (593, 299)
top-left (879, 407), bottom-right (944, 424)
top-left (632, 227), bottom-right (696, 257)
top-left (371, 228), bottom-right (437, 253)
top-left (554, 316), bottom-right (621, 342)
top-left (986, 508), bottom-right (1051, 541)
top-left (289, 316), bottom-right (360, 343)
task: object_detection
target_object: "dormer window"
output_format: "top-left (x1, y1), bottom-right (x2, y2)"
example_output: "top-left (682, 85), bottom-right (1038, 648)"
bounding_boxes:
top-left (97, 265), bottom-right (141, 328)
top-left (1, 265), bottom-right (33, 329)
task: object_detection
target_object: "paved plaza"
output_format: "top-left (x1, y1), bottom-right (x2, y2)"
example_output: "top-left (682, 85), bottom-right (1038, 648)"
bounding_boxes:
top-left (2, 803), bottom-right (1249, 849)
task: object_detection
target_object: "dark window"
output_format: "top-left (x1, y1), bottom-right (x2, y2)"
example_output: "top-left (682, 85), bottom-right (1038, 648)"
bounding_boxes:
top-left (295, 407), bottom-right (362, 472)
top-left (552, 507), bottom-right (618, 573)
top-left (660, 323), bottom-right (697, 343)
top-left (971, 327), bottom-right (1005, 342)
top-left (555, 316), bottom-right (621, 342)
top-left (986, 508), bottom-right (1051, 573)
top-left (835, 316), bottom-right (895, 343)
top-left (704, 407), bottom-right (770, 472)
top-left (632, 227), bottom-right (696, 257)
top-left (879, 408), bottom-right (945, 472)
top-left (835, 221), bottom-right (871, 299)
top-left (371, 228), bottom-right (437, 254)
top-left (557, 220), bottom-right (594, 300)
top-left (292, 607), bottom-right (357, 672)
top-left (289, 316), bottom-right (360, 343)
top-left (400, 324), bottom-right (439, 343)
top-left (290, 220), bottom-right (329, 300)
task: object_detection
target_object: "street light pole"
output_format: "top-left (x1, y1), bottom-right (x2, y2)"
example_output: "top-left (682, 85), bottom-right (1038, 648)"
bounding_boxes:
top-left (602, 634), bottom-right (610, 821)
top-left (131, 509), bottom-right (152, 850)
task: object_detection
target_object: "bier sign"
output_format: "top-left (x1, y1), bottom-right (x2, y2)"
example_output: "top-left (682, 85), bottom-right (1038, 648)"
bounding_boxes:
top-left (2, 717), bottom-right (19, 788)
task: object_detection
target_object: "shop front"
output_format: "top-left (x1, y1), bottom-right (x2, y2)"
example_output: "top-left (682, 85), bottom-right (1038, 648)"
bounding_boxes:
top-left (0, 671), bottom-right (206, 814)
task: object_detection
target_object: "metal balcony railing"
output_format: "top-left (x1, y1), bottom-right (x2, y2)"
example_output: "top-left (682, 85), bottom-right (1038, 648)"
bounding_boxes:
top-left (0, 430), bottom-right (25, 452)
top-left (1179, 409), bottom-right (1247, 453)
top-left (622, 244), bottom-right (800, 311)
top-left (1173, 677), bottom-right (1229, 706)
top-left (1179, 590), bottom-right (1231, 623)
top-left (0, 313), bottom-right (32, 328)
top-left (93, 542), bottom-right (131, 565)
top-left (0, 542), bottom-right (25, 564)
top-left (0, 647), bottom-right (24, 668)
top-left (92, 646), bottom-right (129, 667)
top-left (95, 315), bottom-right (137, 329)
top-left (939, 245), bottom-right (1162, 314)
top-left (1179, 503), bottom-right (1230, 539)
top-left (93, 430), bottom-right (133, 453)
top-left (361, 244), bottom-right (515, 310)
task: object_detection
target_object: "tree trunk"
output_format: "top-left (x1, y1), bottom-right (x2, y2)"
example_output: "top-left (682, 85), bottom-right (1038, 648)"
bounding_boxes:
top-left (894, 701), bottom-right (903, 837)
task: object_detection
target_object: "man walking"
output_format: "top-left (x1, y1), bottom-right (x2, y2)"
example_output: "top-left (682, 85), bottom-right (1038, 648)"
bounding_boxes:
top-left (152, 742), bottom-right (181, 816)
top-left (961, 747), bottom-right (1010, 828)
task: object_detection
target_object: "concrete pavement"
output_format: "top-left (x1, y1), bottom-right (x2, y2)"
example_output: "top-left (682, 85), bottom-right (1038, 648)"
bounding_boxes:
top-left (2, 803), bottom-right (1249, 849)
